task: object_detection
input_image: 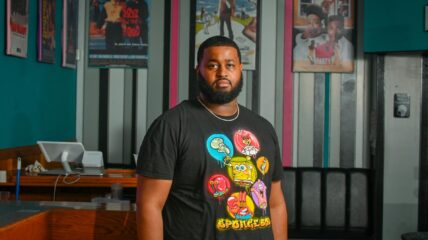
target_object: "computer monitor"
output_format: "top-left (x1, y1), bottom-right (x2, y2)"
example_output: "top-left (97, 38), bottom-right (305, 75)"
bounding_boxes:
top-left (37, 141), bottom-right (85, 175)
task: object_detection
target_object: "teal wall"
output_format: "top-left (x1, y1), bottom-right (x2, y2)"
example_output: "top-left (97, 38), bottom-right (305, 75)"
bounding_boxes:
top-left (0, 0), bottom-right (76, 148)
top-left (364, 0), bottom-right (428, 52)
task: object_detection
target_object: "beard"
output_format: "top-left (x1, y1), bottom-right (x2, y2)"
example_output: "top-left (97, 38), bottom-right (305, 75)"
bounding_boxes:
top-left (197, 72), bottom-right (243, 104)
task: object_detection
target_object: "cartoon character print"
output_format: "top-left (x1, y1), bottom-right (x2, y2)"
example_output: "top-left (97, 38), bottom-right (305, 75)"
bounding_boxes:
top-left (233, 129), bottom-right (260, 157)
top-left (226, 156), bottom-right (257, 189)
top-left (226, 192), bottom-right (255, 220)
top-left (256, 156), bottom-right (270, 177)
top-left (206, 134), bottom-right (234, 166)
top-left (208, 174), bottom-right (230, 199)
top-left (205, 129), bottom-right (273, 231)
top-left (251, 180), bottom-right (267, 213)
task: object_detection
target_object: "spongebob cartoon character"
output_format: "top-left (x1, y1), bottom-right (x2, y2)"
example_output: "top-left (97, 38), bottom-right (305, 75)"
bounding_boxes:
top-left (226, 156), bottom-right (257, 188)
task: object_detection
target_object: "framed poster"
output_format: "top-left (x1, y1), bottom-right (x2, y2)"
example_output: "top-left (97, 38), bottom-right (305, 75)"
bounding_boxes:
top-left (292, 0), bottom-right (355, 72)
top-left (88, 0), bottom-right (150, 68)
top-left (62, 0), bottom-right (78, 68)
top-left (194, 0), bottom-right (258, 70)
top-left (6, 0), bottom-right (29, 58)
top-left (38, 0), bottom-right (56, 63)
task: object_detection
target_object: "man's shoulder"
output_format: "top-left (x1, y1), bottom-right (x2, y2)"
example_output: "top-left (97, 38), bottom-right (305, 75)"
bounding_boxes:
top-left (239, 106), bottom-right (279, 142)
top-left (239, 106), bottom-right (274, 127)
top-left (338, 36), bottom-right (352, 45)
top-left (156, 99), bottom-right (197, 122)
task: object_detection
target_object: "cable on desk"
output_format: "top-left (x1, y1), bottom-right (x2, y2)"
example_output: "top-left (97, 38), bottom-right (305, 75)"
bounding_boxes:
top-left (52, 173), bottom-right (81, 201)
top-left (63, 173), bottom-right (81, 184)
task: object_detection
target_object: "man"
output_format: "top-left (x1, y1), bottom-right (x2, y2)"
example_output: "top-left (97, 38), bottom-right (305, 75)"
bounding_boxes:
top-left (321, 0), bottom-right (335, 15)
top-left (293, 4), bottom-right (327, 63)
top-left (219, 0), bottom-right (235, 40)
top-left (136, 36), bottom-right (287, 240)
top-left (97, 0), bottom-right (123, 50)
top-left (325, 14), bottom-right (353, 64)
top-left (309, 14), bottom-right (353, 66)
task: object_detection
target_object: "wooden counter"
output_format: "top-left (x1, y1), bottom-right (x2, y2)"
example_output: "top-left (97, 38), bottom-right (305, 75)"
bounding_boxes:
top-left (0, 201), bottom-right (136, 240)
top-left (3, 169), bottom-right (137, 187)
top-left (0, 169), bottom-right (137, 202)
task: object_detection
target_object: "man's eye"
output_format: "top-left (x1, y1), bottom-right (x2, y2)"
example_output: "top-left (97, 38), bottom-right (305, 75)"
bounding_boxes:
top-left (207, 64), bottom-right (218, 69)
top-left (227, 64), bottom-right (235, 69)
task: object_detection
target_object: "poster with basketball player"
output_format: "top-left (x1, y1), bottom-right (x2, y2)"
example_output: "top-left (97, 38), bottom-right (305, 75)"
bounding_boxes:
top-left (194, 0), bottom-right (258, 70)
top-left (293, 0), bottom-right (355, 72)
top-left (6, 0), bottom-right (29, 58)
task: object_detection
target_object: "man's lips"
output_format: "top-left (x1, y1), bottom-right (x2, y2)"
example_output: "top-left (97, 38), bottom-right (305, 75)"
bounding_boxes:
top-left (214, 79), bottom-right (231, 88)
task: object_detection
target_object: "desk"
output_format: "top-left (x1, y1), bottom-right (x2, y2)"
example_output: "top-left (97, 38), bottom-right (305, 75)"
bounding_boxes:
top-left (0, 201), bottom-right (136, 240)
top-left (0, 169), bottom-right (137, 202)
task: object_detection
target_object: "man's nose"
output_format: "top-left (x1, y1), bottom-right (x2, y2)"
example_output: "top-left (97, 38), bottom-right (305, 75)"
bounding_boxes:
top-left (216, 65), bottom-right (228, 77)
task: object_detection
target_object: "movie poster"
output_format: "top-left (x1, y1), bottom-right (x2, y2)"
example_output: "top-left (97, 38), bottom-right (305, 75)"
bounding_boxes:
top-left (88, 0), bottom-right (150, 68)
top-left (6, 0), bottom-right (29, 58)
top-left (38, 0), bottom-right (56, 63)
top-left (292, 0), bottom-right (355, 72)
top-left (62, 0), bottom-right (79, 68)
top-left (194, 0), bottom-right (258, 70)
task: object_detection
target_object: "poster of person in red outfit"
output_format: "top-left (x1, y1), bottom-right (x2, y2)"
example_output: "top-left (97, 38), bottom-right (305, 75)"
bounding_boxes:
top-left (88, 0), bottom-right (150, 68)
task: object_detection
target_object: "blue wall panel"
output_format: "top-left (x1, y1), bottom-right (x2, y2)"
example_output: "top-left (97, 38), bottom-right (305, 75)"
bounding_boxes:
top-left (0, 0), bottom-right (76, 148)
top-left (364, 0), bottom-right (428, 52)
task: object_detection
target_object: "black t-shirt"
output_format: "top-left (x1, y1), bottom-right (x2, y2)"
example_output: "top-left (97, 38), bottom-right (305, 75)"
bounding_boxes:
top-left (137, 100), bottom-right (283, 240)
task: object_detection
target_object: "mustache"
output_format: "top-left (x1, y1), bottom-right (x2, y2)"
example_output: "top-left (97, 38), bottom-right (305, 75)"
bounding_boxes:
top-left (214, 78), bottom-right (231, 84)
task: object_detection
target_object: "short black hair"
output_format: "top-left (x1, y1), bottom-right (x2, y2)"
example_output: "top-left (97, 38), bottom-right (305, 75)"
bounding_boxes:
top-left (197, 36), bottom-right (241, 65)
top-left (304, 4), bottom-right (326, 19)
top-left (327, 14), bottom-right (345, 30)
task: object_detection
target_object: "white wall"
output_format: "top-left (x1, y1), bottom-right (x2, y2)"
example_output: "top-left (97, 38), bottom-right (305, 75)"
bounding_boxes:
top-left (382, 54), bottom-right (422, 240)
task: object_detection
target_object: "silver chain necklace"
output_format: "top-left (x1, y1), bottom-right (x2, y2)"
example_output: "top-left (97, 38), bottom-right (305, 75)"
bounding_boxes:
top-left (197, 97), bottom-right (240, 122)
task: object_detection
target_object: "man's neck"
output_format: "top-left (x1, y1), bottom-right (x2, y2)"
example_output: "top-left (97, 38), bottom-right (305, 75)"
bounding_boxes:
top-left (198, 95), bottom-right (238, 117)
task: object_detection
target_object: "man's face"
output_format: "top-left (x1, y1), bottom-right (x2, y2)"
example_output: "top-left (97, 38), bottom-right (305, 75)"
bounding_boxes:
top-left (197, 46), bottom-right (243, 104)
top-left (306, 14), bottom-right (322, 38)
top-left (327, 20), bottom-right (341, 41)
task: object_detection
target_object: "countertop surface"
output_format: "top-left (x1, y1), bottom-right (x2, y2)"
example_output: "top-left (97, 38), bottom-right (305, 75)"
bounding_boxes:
top-left (0, 200), bottom-right (135, 228)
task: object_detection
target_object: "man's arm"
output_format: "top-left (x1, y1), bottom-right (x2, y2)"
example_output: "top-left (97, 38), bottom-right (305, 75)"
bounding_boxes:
top-left (270, 180), bottom-right (288, 240)
top-left (136, 175), bottom-right (172, 240)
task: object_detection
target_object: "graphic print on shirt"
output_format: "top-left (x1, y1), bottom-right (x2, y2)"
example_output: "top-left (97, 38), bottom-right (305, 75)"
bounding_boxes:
top-left (206, 134), bottom-right (234, 167)
top-left (208, 174), bottom-right (231, 199)
top-left (226, 191), bottom-right (255, 220)
top-left (251, 179), bottom-right (267, 214)
top-left (206, 129), bottom-right (272, 231)
top-left (234, 129), bottom-right (260, 157)
top-left (226, 156), bottom-right (257, 190)
top-left (256, 156), bottom-right (269, 177)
